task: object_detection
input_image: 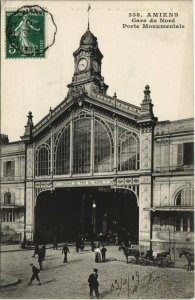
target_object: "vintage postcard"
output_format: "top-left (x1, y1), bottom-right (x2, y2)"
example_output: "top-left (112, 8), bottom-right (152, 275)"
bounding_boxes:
top-left (0, 0), bottom-right (194, 299)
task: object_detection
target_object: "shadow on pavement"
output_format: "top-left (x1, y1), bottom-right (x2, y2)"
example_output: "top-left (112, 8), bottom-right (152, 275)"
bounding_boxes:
top-left (42, 265), bottom-right (65, 270)
top-left (42, 278), bottom-right (57, 285)
top-left (104, 258), bottom-right (117, 263)
top-left (99, 289), bottom-right (114, 298)
top-left (43, 260), bottom-right (83, 270)
top-left (44, 257), bottom-right (60, 261)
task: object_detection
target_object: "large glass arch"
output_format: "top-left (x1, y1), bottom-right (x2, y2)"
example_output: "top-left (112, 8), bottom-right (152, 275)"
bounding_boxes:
top-left (73, 118), bottom-right (91, 174)
top-left (55, 125), bottom-right (70, 175)
top-left (118, 132), bottom-right (140, 171)
top-left (36, 145), bottom-right (50, 176)
top-left (94, 119), bottom-right (114, 172)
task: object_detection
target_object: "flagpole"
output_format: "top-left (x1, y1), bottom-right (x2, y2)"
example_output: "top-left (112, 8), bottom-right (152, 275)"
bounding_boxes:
top-left (87, 4), bottom-right (91, 30)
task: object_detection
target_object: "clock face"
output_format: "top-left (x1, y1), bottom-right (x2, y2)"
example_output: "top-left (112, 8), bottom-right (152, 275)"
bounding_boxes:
top-left (93, 60), bottom-right (99, 72)
top-left (78, 58), bottom-right (88, 72)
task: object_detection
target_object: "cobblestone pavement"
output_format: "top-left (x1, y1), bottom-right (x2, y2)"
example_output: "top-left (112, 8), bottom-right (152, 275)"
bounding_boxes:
top-left (0, 245), bottom-right (194, 299)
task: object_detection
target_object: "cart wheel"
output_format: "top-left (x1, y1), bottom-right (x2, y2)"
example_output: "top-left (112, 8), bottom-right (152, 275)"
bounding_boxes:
top-left (163, 259), bottom-right (168, 268)
top-left (156, 257), bottom-right (163, 267)
top-left (139, 258), bottom-right (145, 265)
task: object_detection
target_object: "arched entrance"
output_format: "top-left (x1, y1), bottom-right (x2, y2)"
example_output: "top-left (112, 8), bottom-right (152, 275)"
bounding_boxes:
top-left (34, 187), bottom-right (139, 244)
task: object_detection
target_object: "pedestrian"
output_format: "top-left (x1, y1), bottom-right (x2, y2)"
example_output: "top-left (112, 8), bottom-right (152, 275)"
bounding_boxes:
top-left (53, 237), bottom-right (58, 250)
top-left (101, 245), bottom-right (107, 262)
top-left (38, 248), bottom-right (44, 270)
top-left (62, 243), bottom-right (70, 263)
top-left (28, 263), bottom-right (41, 286)
top-left (21, 236), bottom-right (27, 249)
top-left (32, 244), bottom-right (39, 257)
top-left (91, 241), bottom-right (95, 252)
top-left (80, 239), bottom-right (84, 251)
top-left (88, 268), bottom-right (99, 298)
top-left (95, 246), bottom-right (101, 263)
top-left (76, 240), bottom-right (80, 253)
top-left (41, 244), bottom-right (46, 260)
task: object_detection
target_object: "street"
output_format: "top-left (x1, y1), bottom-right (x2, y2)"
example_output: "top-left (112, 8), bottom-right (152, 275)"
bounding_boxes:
top-left (0, 245), bottom-right (194, 299)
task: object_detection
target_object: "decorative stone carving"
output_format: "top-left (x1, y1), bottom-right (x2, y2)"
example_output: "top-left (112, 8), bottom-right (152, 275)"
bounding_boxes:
top-left (69, 85), bottom-right (87, 105)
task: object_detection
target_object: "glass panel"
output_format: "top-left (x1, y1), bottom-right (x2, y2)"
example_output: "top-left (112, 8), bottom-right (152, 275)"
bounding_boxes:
top-left (56, 126), bottom-right (70, 175)
top-left (118, 134), bottom-right (138, 171)
top-left (176, 193), bottom-right (181, 205)
top-left (38, 147), bottom-right (49, 176)
top-left (73, 118), bottom-right (91, 174)
top-left (94, 120), bottom-right (113, 172)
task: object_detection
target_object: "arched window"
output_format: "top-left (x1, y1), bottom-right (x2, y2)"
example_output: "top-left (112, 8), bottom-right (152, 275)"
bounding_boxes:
top-left (118, 132), bottom-right (140, 171)
top-left (175, 188), bottom-right (194, 206)
top-left (36, 145), bottom-right (50, 176)
top-left (94, 120), bottom-right (114, 172)
top-left (73, 118), bottom-right (91, 174)
top-left (55, 126), bottom-right (70, 175)
top-left (4, 192), bottom-right (11, 205)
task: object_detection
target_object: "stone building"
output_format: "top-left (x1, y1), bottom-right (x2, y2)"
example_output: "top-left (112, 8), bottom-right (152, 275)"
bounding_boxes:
top-left (0, 135), bottom-right (25, 242)
top-left (0, 29), bottom-right (194, 254)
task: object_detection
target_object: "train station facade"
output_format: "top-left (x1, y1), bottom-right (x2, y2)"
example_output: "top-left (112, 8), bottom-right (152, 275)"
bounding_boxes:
top-left (1, 29), bottom-right (194, 254)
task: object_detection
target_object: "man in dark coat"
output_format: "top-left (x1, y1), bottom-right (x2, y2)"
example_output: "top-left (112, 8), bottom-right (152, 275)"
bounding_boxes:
top-left (101, 245), bottom-right (107, 262)
top-left (76, 240), bottom-right (80, 253)
top-left (62, 243), bottom-right (70, 263)
top-left (88, 268), bottom-right (99, 298)
top-left (32, 244), bottom-right (39, 257)
top-left (28, 263), bottom-right (41, 285)
top-left (38, 248), bottom-right (44, 270)
top-left (41, 244), bottom-right (46, 260)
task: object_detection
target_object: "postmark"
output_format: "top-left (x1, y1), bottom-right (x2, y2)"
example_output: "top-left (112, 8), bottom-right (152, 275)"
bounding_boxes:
top-left (6, 5), bottom-right (57, 58)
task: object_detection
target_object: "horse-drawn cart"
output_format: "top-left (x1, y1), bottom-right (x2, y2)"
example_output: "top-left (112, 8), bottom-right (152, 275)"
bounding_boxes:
top-left (121, 246), bottom-right (175, 268)
top-left (139, 250), bottom-right (175, 268)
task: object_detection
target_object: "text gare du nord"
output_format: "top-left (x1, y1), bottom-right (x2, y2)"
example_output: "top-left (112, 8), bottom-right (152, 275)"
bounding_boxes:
top-left (123, 12), bottom-right (180, 28)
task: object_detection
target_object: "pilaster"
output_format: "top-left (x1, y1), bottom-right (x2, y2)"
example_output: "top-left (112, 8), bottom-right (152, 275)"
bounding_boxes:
top-left (70, 112), bottom-right (73, 176)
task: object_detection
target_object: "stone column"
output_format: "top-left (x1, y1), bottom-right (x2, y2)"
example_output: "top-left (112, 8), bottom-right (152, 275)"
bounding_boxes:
top-left (113, 115), bottom-right (117, 174)
top-left (70, 112), bottom-right (73, 176)
top-left (90, 109), bottom-right (94, 174)
top-left (25, 145), bottom-right (34, 240)
top-left (138, 85), bottom-right (157, 250)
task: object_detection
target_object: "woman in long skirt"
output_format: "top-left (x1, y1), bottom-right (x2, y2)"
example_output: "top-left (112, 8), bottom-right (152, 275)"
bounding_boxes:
top-left (95, 247), bottom-right (101, 263)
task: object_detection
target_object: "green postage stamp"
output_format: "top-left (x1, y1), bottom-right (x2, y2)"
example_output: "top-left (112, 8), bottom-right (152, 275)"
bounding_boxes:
top-left (5, 5), bottom-right (57, 58)
top-left (6, 6), bottom-right (45, 58)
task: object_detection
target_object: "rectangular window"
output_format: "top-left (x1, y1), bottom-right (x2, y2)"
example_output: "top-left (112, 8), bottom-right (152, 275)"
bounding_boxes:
top-left (177, 143), bottom-right (194, 166)
top-left (190, 215), bottom-right (194, 232)
top-left (183, 216), bottom-right (188, 232)
top-left (175, 216), bottom-right (181, 231)
top-left (183, 142), bottom-right (194, 165)
top-left (177, 144), bottom-right (183, 165)
top-left (175, 215), bottom-right (193, 232)
top-left (3, 161), bottom-right (15, 177)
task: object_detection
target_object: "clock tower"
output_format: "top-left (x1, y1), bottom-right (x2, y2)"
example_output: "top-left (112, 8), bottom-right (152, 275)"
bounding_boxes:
top-left (67, 29), bottom-right (108, 95)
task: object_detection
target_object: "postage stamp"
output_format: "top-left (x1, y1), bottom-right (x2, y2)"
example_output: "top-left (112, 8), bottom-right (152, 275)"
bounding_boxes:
top-left (6, 5), bottom-right (57, 58)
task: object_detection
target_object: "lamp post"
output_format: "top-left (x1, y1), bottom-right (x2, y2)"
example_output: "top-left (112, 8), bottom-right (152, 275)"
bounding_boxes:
top-left (92, 200), bottom-right (96, 234)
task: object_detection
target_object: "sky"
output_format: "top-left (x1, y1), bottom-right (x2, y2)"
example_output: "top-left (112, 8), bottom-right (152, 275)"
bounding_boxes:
top-left (1, 0), bottom-right (193, 142)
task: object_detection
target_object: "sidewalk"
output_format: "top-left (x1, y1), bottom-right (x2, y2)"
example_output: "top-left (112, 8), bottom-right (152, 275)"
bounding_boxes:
top-left (0, 273), bottom-right (20, 288)
top-left (0, 243), bottom-right (65, 253)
